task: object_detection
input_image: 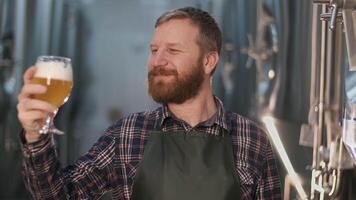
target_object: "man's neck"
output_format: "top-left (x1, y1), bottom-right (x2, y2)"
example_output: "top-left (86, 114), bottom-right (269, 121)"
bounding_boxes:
top-left (167, 92), bottom-right (217, 127)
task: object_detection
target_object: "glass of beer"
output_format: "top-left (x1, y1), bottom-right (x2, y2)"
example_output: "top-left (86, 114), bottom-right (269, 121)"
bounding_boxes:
top-left (31, 56), bottom-right (73, 135)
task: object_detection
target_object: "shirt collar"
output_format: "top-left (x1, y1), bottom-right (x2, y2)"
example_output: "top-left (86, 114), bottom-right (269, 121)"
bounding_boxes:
top-left (158, 96), bottom-right (229, 131)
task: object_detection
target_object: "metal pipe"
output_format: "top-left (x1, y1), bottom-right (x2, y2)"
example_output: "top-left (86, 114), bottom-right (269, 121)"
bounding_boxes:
top-left (310, 4), bottom-right (320, 111)
top-left (0, 0), bottom-right (6, 37)
top-left (324, 7), bottom-right (343, 151)
top-left (51, 0), bottom-right (64, 55)
top-left (314, 0), bottom-right (331, 4)
top-left (313, 4), bottom-right (328, 169)
top-left (328, 138), bottom-right (343, 196)
top-left (8, 0), bottom-right (28, 151)
top-left (342, 8), bottom-right (356, 70)
top-left (40, 0), bottom-right (54, 54)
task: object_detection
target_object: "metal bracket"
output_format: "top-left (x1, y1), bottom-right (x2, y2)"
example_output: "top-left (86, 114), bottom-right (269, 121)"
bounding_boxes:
top-left (314, 0), bottom-right (344, 31)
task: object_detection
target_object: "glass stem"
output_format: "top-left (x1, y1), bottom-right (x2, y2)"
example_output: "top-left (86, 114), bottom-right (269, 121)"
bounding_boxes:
top-left (38, 111), bottom-right (64, 135)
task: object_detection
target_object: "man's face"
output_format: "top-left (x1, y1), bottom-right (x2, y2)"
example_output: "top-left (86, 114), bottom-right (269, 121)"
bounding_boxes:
top-left (148, 19), bottom-right (205, 104)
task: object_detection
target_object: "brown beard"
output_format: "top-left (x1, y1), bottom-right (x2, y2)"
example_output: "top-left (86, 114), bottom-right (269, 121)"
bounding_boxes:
top-left (148, 58), bottom-right (205, 104)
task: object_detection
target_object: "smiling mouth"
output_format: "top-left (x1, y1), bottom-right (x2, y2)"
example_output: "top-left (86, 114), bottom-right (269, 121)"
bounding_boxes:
top-left (149, 67), bottom-right (178, 77)
top-left (154, 75), bottom-right (175, 80)
top-left (153, 74), bottom-right (176, 82)
top-left (155, 74), bottom-right (174, 77)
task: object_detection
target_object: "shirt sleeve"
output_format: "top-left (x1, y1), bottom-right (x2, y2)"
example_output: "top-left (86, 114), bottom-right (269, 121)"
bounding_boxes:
top-left (21, 132), bottom-right (119, 199)
top-left (256, 140), bottom-right (282, 200)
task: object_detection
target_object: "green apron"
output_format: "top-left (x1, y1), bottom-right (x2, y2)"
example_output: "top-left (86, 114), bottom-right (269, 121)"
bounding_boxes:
top-left (131, 127), bottom-right (242, 200)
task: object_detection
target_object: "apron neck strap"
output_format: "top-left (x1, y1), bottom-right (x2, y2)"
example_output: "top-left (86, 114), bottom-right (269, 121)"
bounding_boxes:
top-left (154, 119), bottom-right (163, 131)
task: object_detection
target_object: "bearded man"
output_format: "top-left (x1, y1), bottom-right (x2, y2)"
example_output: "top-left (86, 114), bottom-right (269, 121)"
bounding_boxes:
top-left (17, 7), bottom-right (281, 200)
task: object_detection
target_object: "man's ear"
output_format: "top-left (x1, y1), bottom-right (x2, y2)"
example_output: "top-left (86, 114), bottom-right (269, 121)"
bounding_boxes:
top-left (203, 51), bottom-right (219, 75)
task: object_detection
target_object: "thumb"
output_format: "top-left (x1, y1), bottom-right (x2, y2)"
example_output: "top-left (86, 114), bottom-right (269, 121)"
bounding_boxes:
top-left (23, 66), bottom-right (37, 84)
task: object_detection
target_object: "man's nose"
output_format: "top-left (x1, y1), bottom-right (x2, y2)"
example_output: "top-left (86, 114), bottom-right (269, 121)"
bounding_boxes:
top-left (153, 50), bottom-right (168, 67)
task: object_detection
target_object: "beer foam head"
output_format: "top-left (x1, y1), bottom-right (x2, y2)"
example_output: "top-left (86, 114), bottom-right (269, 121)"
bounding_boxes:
top-left (35, 61), bottom-right (73, 81)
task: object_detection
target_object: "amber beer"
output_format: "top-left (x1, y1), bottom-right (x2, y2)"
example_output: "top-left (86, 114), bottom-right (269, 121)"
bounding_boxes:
top-left (32, 60), bottom-right (73, 108)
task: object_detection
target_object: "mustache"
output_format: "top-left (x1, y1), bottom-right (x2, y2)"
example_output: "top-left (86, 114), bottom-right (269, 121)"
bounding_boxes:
top-left (148, 67), bottom-right (178, 77)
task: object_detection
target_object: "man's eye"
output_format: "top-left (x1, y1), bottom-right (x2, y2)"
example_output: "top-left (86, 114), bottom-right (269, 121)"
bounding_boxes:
top-left (151, 49), bottom-right (158, 54)
top-left (169, 49), bottom-right (180, 53)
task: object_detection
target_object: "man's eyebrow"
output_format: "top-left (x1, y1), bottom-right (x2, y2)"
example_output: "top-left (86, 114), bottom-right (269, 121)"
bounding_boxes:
top-left (166, 43), bottom-right (183, 47)
top-left (150, 43), bottom-right (184, 48)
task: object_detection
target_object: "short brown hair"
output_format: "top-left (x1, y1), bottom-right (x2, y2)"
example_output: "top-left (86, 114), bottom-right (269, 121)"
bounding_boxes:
top-left (155, 7), bottom-right (222, 55)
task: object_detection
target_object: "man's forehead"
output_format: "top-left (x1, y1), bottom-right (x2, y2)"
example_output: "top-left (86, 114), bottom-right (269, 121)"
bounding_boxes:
top-left (151, 19), bottom-right (200, 46)
top-left (156, 18), bottom-right (195, 28)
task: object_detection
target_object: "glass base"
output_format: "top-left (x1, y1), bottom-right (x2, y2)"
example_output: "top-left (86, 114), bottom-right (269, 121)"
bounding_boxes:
top-left (38, 126), bottom-right (64, 135)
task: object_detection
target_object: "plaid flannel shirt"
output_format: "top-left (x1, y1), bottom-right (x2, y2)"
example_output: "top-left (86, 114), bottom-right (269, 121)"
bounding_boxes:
top-left (21, 97), bottom-right (281, 199)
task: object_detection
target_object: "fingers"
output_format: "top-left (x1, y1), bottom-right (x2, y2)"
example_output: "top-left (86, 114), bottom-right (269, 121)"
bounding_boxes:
top-left (17, 90), bottom-right (56, 134)
top-left (17, 99), bottom-right (56, 134)
top-left (23, 66), bottom-right (37, 84)
top-left (17, 66), bottom-right (52, 140)
top-left (18, 66), bottom-right (46, 100)
top-left (18, 110), bottom-right (46, 134)
top-left (18, 84), bottom-right (46, 100)
top-left (18, 110), bottom-right (46, 126)
top-left (17, 98), bottom-right (57, 114)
